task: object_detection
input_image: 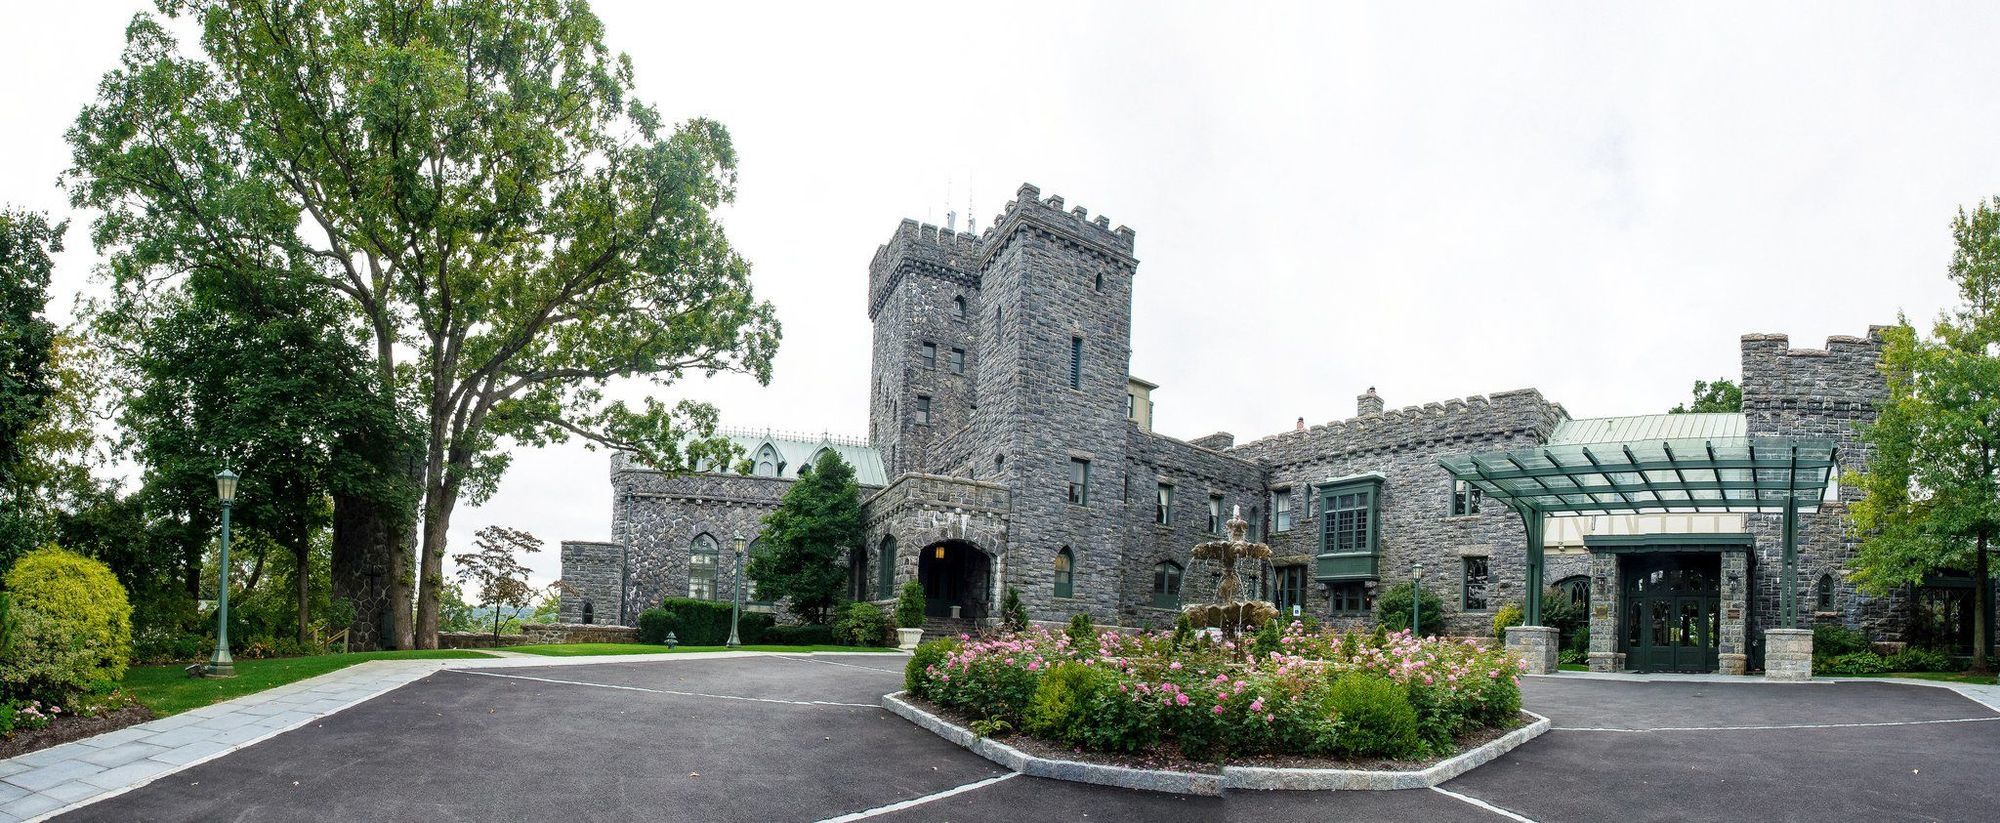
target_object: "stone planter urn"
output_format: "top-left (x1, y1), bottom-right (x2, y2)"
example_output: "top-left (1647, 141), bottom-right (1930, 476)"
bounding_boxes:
top-left (897, 627), bottom-right (924, 651)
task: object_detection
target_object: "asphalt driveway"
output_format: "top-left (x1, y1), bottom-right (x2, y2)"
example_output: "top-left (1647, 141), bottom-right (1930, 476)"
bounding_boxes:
top-left (55, 656), bottom-right (2000, 822)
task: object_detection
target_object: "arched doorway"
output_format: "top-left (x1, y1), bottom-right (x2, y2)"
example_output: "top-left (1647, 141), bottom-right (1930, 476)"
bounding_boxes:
top-left (918, 540), bottom-right (992, 619)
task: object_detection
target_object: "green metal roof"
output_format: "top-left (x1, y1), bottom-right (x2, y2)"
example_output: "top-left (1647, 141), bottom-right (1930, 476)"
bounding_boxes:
top-left (724, 429), bottom-right (888, 486)
top-left (1441, 435), bottom-right (1839, 516)
top-left (1549, 413), bottom-right (1746, 445)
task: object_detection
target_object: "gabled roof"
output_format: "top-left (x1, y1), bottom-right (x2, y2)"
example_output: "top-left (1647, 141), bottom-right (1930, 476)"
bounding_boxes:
top-left (724, 429), bottom-right (888, 486)
top-left (1548, 413), bottom-right (1745, 446)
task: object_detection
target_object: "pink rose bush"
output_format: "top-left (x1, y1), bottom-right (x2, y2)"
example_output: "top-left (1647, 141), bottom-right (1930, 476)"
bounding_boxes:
top-left (905, 621), bottom-right (1524, 761)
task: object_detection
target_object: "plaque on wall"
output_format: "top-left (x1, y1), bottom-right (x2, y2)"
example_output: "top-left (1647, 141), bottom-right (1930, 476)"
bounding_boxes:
top-left (1727, 608), bottom-right (1742, 619)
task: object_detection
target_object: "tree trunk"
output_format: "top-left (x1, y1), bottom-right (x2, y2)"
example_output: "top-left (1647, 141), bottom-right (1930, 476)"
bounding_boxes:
top-left (1975, 530), bottom-right (1991, 674)
top-left (331, 491), bottom-right (412, 650)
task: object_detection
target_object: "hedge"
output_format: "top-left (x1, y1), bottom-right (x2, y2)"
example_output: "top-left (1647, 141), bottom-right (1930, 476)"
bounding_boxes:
top-left (1, 547), bottom-right (133, 703)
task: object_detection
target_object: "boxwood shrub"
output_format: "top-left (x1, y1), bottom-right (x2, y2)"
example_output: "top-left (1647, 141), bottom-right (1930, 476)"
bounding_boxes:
top-left (1, 547), bottom-right (133, 704)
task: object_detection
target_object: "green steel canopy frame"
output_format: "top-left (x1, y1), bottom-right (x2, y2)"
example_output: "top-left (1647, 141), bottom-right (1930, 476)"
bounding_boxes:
top-left (1439, 436), bottom-right (1839, 627)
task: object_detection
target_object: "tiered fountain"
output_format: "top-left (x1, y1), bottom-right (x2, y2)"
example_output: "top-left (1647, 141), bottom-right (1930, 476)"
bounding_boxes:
top-left (1185, 505), bottom-right (1278, 644)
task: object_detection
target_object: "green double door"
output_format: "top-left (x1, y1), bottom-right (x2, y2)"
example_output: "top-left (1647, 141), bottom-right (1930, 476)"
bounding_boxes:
top-left (1622, 554), bottom-right (1721, 673)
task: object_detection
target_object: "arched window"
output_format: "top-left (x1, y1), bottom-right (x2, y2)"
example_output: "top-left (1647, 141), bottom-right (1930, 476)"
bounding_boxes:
top-left (954, 295), bottom-right (967, 318)
top-left (1152, 561), bottom-right (1183, 608)
top-left (878, 535), bottom-right (898, 596)
top-left (1054, 547), bottom-right (1074, 598)
top-left (1553, 575), bottom-right (1591, 606)
top-left (581, 599), bottom-right (594, 625)
top-left (753, 444), bottom-right (782, 477)
top-left (1815, 573), bottom-right (1835, 611)
top-left (689, 534), bottom-right (719, 600)
top-left (1094, 272), bottom-right (1104, 291)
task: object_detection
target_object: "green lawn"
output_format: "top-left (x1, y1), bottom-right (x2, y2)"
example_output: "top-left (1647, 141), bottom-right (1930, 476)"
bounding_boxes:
top-left (121, 649), bottom-right (494, 716)
top-left (1557, 662), bottom-right (1589, 672)
top-left (1841, 670), bottom-right (1999, 686)
top-left (505, 642), bottom-right (898, 657)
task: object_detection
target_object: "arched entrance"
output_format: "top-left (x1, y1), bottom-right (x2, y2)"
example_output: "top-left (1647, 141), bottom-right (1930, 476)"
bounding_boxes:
top-left (848, 546), bottom-right (869, 601)
top-left (918, 540), bottom-right (991, 619)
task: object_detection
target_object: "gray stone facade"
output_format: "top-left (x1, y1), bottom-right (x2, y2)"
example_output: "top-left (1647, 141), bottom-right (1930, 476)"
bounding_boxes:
top-left (562, 182), bottom-right (1911, 671)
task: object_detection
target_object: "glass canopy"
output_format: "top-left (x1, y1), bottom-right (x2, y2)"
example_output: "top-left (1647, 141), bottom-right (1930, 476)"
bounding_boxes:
top-left (1439, 436), bottom-right (1839, 517)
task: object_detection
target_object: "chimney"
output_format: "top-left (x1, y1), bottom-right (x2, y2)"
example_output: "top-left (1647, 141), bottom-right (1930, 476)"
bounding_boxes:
top-left (1357, 387), bottom-right (1384, 416)
top-left (1295, 417), bottom-right (1305, 432)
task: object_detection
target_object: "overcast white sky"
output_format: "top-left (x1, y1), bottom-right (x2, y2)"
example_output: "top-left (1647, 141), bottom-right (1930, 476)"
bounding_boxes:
top-left (4, 2), bottom-right (1991, 587)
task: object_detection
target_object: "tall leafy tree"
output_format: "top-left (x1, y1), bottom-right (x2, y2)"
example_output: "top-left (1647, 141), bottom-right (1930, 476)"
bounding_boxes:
top-left (68, 1), bottom-right (779, 647)
top-left (1669, 378), bottom-right (1742, 414)
top-left (749, 451), bottom-right (863, 625)
top-left (1850, 199), bottom-right (2000, 673)
top-left (0, 209), bottom-right (65, 567)
top-left (453, 525), bottom-right (540, 641)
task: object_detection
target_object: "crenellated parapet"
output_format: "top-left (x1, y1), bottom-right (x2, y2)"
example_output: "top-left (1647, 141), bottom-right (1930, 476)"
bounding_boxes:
top-left (868, 219), bottom-right (983, 320)
top-left (1232, 388), bottom-right (1567, 470)
top-left (1740, 328), bottom-right (1889, 423)
top-left (976, 183), bottom-right (1138, 271)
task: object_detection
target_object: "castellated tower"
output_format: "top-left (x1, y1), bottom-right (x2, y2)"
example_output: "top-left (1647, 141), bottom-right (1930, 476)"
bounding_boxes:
top-left (964, 184), bottom-right (1140, 621)
top-left (867, 220), bottom-right (982, 476)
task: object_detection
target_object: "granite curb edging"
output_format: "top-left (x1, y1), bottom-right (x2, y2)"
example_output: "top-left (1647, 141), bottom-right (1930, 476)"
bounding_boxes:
top-left (880, 691), bottom-right (1548, 795)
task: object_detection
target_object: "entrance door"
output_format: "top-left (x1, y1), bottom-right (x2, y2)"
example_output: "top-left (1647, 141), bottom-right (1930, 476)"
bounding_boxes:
top-left (918, 541), bottom-right (991, 619)
top-left (1622, 554), bottom-right (1721, 673)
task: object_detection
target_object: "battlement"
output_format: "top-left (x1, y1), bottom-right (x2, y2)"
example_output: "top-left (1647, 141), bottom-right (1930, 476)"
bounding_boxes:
top-left (1741, 327), bottom-right (1888, 407)
top-left (868, 218), bottom-right (983, 319)
top-left (1230, 388), bottom-right (1565, 466)
top-left (979, 183), bottom-right (1137, 265)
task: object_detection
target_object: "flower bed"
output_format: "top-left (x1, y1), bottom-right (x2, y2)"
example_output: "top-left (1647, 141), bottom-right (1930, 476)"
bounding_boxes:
top-left (904, 621), bottom-right (1525, 764)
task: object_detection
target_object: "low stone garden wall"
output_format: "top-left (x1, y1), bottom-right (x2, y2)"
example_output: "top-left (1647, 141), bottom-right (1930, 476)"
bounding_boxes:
top-left (520, 622), bottom-right (639, 645)
top-left (438, 632), bottom-right (529, 649)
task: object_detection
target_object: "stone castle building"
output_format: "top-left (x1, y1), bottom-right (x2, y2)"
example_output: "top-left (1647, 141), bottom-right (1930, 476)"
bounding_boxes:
top-left (560, 183), bottom-right (1992, 673)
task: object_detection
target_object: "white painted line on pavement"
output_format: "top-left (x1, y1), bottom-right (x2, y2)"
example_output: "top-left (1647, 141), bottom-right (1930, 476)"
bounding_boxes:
top-left (812, 772), bottom-right (1020, 823)
top-left (1431, 785), bottom-right (1541, 822)
top-left (773, 655), bottom-right (903, 674)
top-left (449, 669), bottom-right (879, 708)
top-left (1556, 715), bottom-right (2000, 733)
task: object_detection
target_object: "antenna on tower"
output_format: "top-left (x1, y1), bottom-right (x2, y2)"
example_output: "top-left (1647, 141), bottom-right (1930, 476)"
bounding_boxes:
top-left (945, 178), bottom-right (956, 232)
top-left (967, 177), bottom-right (976, 234)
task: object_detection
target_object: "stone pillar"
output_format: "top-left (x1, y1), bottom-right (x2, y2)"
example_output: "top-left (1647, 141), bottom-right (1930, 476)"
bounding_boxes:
top-left (1719, 552), bottom-right (1750, 675)
top-left (1506, 625), bottom-right (1560, 675)
top-left (1587, 552), bottom-right (1620, 673)
top-left (1764, 628), bottom-right (1813, 681)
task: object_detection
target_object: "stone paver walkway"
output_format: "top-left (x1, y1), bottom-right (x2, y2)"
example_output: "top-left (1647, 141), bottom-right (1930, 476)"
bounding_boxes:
top-left (0, 650), bottom-right (902, 822)
top-left (1529, 669), bottom-right (2000, 712)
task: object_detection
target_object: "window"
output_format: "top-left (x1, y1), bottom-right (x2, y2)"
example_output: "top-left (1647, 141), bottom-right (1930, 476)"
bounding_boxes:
top-left (1156, 483), bottom-right (1173, 525)
top-left (949, 348), bottom-right (965, 374)
top-left (1317, 479), bottom-right (1383, 581)
top-left (1324, 490), bottom-right (1373, 553)
top-left (1273, 489), bottom-right (1293, 532)
top-left (1330, 582), bottom-right (1371, 614)
top-left (1068, 458), bottom-right (1090, 505)
top-left (689, 534), bottom-right (719, 600)
top-left (873, 536), bottom-right (897, 599)
top-left (1208, 494), bottom-right (1223, 534)
top-left (1554, 575), bottom-right (1590, 607)
top-left (1094, 272), bottom-right (1104, 290)
top-left (995, 454), bottom-right (1005, 474)
top-left (1462, 557), bottom-right (1490, 610)
top-left (914, 395), bottom-right (931, 425)
top-left (580, 599), bottom-right (594, 625)
top-left (1126, 394), bottom-right (1137, 420)
top-left (1452, 479), bottom-right (1482, 516)
top-left (753, 444), bottom-right (782, 477)
top-left (920, 342), bottom-right (937, 367)
top-left (954, 295), bottom-right (967, 318)
top-left (1055, 547), bottom-right (1075, 598)
top-left (1815, 573), bottom-right (1835, 611)
top-left (1152, 561), bottom-right (1183, 608)
top-left (1069, 336), bottom-right (1084, 388)
top-left (1273, 566), bottom-right (1307, 614)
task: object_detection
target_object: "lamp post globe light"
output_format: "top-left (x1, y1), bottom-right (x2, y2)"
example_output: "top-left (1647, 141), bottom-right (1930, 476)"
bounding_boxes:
top-left (206, 469), bottom-right (239, 678)
top-left (727, 534), bottom-right (745, 649)
top-left (1410, 562), bottom-right (1424, 638)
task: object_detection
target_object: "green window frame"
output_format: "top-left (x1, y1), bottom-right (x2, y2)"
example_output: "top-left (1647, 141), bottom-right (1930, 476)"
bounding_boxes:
top-left (1055, 547), bottom-right (1075, 598)
top-left (1273, 488), bottom-right (1293, 532)
top-left (689, 533), bottom-right (719, 600)
top-left (876, 536), bottom-right (896, 599)
top-left (1208, 494), bottom-right (1223, 534)
top-left (1273, 566), bottom-right (1307, 614)
top-left (1451, 478), bottom-right (1481, 516)
top-left (920, 341), bottom-right (936, 367)
top-left (1316, 478), bottom-right (1382, 581)
top-left (1069, 459), bottom-right (1090, 506)
top-left (949, 347), bottom-right (965, 374)
top-left (1156, 483), bottom-right (1173, 525)
top-left (1152, 560), bottom-right (1183, 608)
top-left (914, 395), bottom-right (931, 425)
top-left (1462, 556), bottom-right (1489, 610)
top-left (1815, 573), bottom-right (1835, 611)
top-left (1330, 581), bottom-right (1371, 614)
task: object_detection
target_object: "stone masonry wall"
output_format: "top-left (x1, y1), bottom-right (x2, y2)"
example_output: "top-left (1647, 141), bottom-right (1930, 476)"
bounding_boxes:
top-left (1741, 328), bottom-right (1899, 644)
top-left (863, 473), bottom-right (1012, 611)
top-left (1120, 429), bottom-right (1268, 628)
top-left (1231, 390), bottom-right (1568, 635)
top-left (869, 220), bottom-right (982, 477)
top-left (558, 540), bottom-right (624, 625)
top-left (610, 461), bottom-right (817, 623)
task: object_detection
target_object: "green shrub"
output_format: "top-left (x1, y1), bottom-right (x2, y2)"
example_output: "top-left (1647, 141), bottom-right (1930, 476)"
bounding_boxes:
top-left (832, 601), bottom-right (890, 647)
top-left (1885, 647), bottom-right (1954, 673)
top-left (1172, 612), bottom-right (1194, 648)
top-left (906, 637), bottom-right (959, 696)
top-left (1065, 612), bottom-right (1094, 648)
top-left (636, 608), bottom-right (678, 644)
top-left (1327, 674), bottom-right (1421, 759)
top-left (1373, 582), bottom-right (1445, 637)
top-left (1540, 586), bottom-right (1588, 650)
top-left (762, 624), bottom-right (837, 645)
top-left (657, 597), bottom-right (738, 645)
top-left (1813, 624), bottom-right (1871, 657)
top-left (1024, 661), bottom-right (1106, 741)
top-left (1001, 586), bottom-right (1029, 631)
top-left (1815, 651), bottom-right (1890, 675)
top-left (1491, 603), bottom-right (1523, 639)
top-left (897, 581), bottom-right (926, 629)
top-left (1, 547), bottom-right (132, 703)
top-left (1251, 617), bottom-right (1282, 659)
